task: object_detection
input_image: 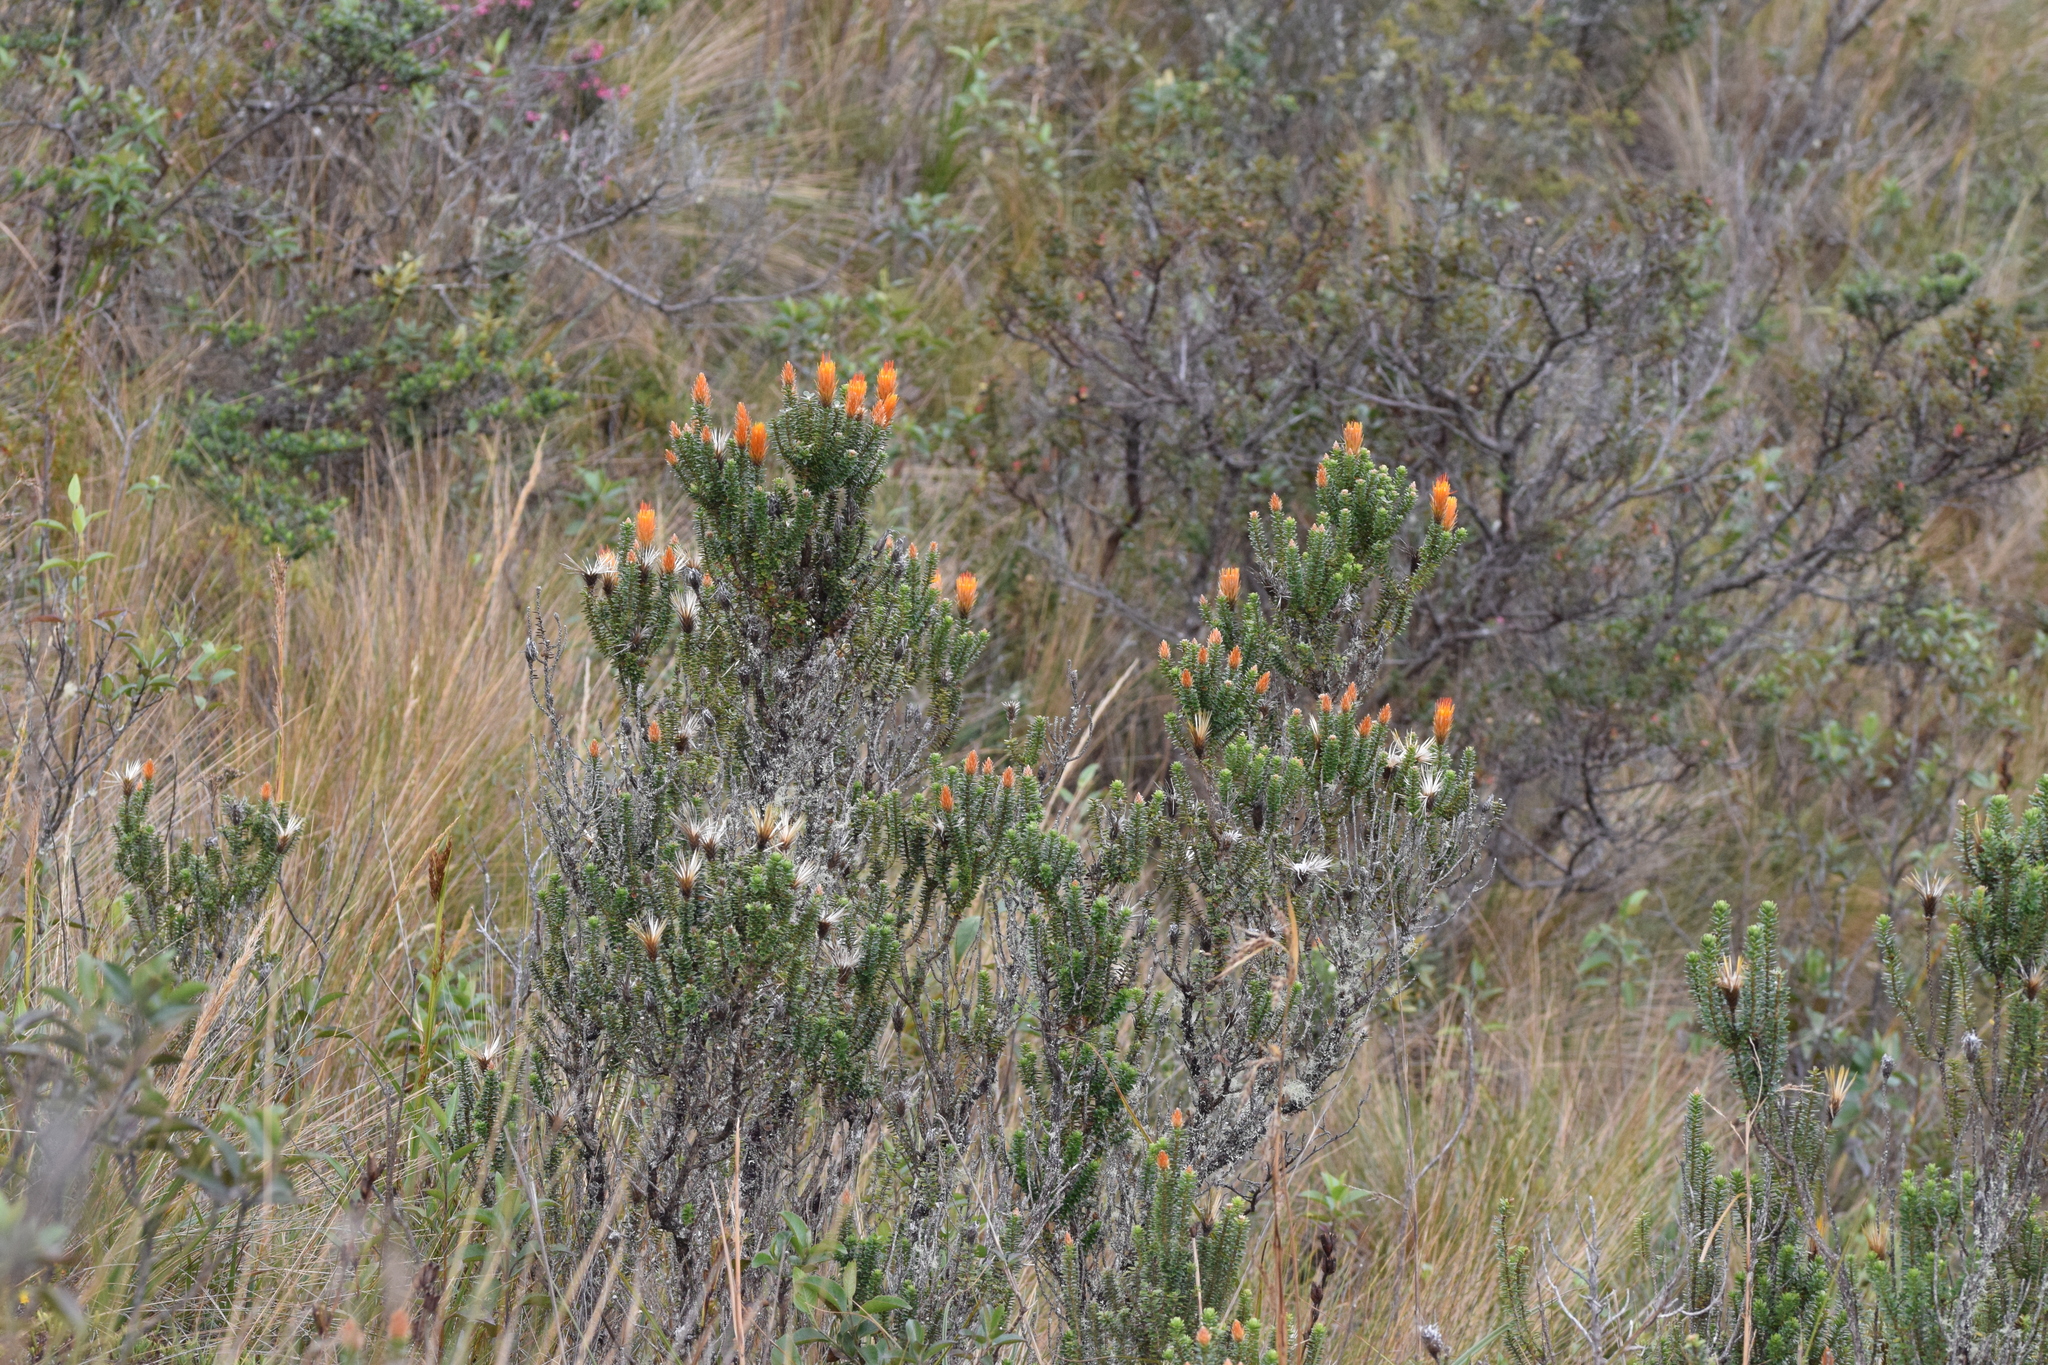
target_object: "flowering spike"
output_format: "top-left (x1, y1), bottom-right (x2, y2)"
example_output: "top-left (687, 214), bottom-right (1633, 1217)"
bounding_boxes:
top-left (1439, 494), bottom-right (1458, 530)
top-left (636, 502), bottom-right (656, 548)
top-left (1002, 766), bottom-right (1015, 788)
top-left (1171, 1107), bottom-right (1184, 1128)
top-left (1344, 421), bottom-right (1363, 455)
top-left (1340, 682), bottom-right (1358, 712)
top-left (1227, 646), bottom-right (1242, 669)
top-left (1255, 671), bottom-right (1271, 694)
top-left (1156, 1148), bottom-right (1171, 1170)
top-left (669, 420), bottom-right (683, 440)
top-left (648, 719), bottom-right (662, 743)
top-left (955, 572), bottom-right (977, 617)
top-left (692, 373), bottom-right (709, 405)
top-left (1434, 697), bottom-right (1455, 743)
top-left (781, 360), bottom-right (796, 389)
top-left (939, 784), bottom-right (954, 814)
top-left (1159, 640), bottom-right (1172, 660)
top-left (1269, 492), bottom-right (1282, 513)
top-left (1431, 475), bottom-right (1451, 523)
top-left (1378, 703), bottom-right (1392, 725)
top-left (734, 402), bottom-right (750, 442)
top-left (845, 373), bottom-right (868, 417)
top-left (817, 354), bottom-right (837, 404)
top-left (876, 392), bottom-right (899, 426)
top-left (1218, 565), bottom-right (1241, 604)
top-left (750, 421), bottom-right (767, 464)
top-left (1197, 646), bottom-right (1209, 666)
top-left (1316, 462), bottom-right (1329, 488)
top-left (982, 757), bottom-right (994, 776)
top-left (260, 781), bottom-right (273, 802)
top-left (141, 759), bottom-right (155, 783)
top-left (1180, 669), bottom-right (1193, 690)
top-left (877, 360), bottom-right (897, 400)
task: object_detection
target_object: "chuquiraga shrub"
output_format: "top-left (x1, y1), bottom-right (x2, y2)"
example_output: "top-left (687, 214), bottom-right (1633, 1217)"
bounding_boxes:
top-left (527, 361), bottom-right (1496, 1358)
top-left (1491, 780), bottom-right (2048, 1365)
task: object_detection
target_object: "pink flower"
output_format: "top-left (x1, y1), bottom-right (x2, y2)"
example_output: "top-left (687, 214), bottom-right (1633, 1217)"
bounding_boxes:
top-left (524, 110), bottom-right (542, 123)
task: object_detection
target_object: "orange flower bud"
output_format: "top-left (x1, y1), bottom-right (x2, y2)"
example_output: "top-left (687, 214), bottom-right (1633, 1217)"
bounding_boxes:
top-left (1171, 1107), bottom-right (1184, 1128)
top-left (1208, 628), bottom-right (1223, 646)
top-left (734, 401), bottom-right (750, 441)
top-left (589, 740), bottom-right (600, 759)
top-left (669, 420), bottom-right (683, 440)
top-left (1218, 565), bottom-right (1241, 603)
top-left (648, 719), bottom-right (662, 743)
top-left (1159, 640), bottom-right (1172, 660)
top-left (1340, 682), bottom-right (1357, 712)
top-left (260, 781), bottom-right (273, 802)
top-left (983, 757), bottom-right (995, 776)
top-left (1269, 492), bottom-right (1282, 513)
top-left (877, 392), bottom-right (899, 425)
top-left (1316, 463), bottom-right (1329, 488)
top-left (781, 360), bottom-right (796, 389)
top-left (141, 759), bottom-right (155, 783)
top-left (664, 446), bottom-right (678, 466)
top-left (1343, 421), bottom-right (1363, 455)
top-left (389, 1309), bottom-right (413, 1344)
top-left (1439, 494), bottom-right (1458, 530)
top-left (1431, 475), bottom-right (1451, 523)
top-left (955, 572), bottom-right (978, 616)
top-left (750, 421), bottom-right (767, 463)
top-left (877, 360), bottom-right (897, 400)
top-left (1434, 696), bottom-right (1455, 743)
top-left (693, 373), bottom-right (709, 405)
top-left (817, 354), bottom-right (837, 403)
top-left (661, 543), bottom-right (678, 574)
top-left (1197, 646), bottom-right (1209, 666)
top-left (845, 373), bottom-right (868, 417)
top-left (1232, 1320), bottom-right (1247, 1344)
top-left (1180, 669), bottom-right (1193, 690)
top-left (1378, 703), bottom-right (1392, 725)
top-left (966, 749), bottom-right (978, 774)
top-left (939, 784), bottom-right (954, 814)
top-left (1255, 671), bottom-right (1271, 694)
top-left (1358, 715), bottom-right (1374, 737)
top-left (1002, 766), bottom-right (1015, 788)
top-left (1319, 693), bottom-right (1333, 713)
top-left (636, 502), bottom-right (656, 548)
top-left (1227, 646), bottom-right (1242, 669)
top-left (1157, 1149), bottom-right (1171, 1170)
top-left (1197, 1327), bottom-right (1213, 1347)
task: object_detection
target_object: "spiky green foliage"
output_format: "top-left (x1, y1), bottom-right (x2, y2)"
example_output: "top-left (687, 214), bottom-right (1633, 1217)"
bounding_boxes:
top-left (110, 771), bottom-right (302, 973)
top-left (531, 365), bottom-right (1492, 1357)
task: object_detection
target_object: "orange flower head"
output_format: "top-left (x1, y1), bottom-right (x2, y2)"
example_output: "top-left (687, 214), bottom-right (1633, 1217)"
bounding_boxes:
top-left (1255, 671), bottom-right (1272, 695)
top-left (1358, 715), bottom-right (1374, 737)
top-left (965, 750), bottom-right (978, 776)
top-left (955, 572), bottom-right (978, 616)
top-left (1002, 766), bottom-right (1015, 788)
top-left (1378, 703), bottom-right (1392, 725)
top-left (1227, 646), bottom-right (1242, 669)
top-left (1340, 682), bottom-right (1358, 712)
top-left (260, 781), bottom-right (273, 802)
top-left (1319, 693), bottom-right (1333, 714)
top-left (1218, 565), bottom-right (1242, 604)
top-left (661, 542), bottom-right (678, 574)
top-left (734, 401), bottom-right (750, 439)
top-left (817, 354), bottom-right (837, 403)
top-left (1316, 462), bottom-right (1329, 488)
top-left (636, 502), bottom-right (657, 548)
top-left (589, 740), bottom-right (601, 759)
top-left (877, 360), bottom-right (897, 400)
top-left (781, 360), bottom-right (796, 389)
top-left (1431, 474), bottom-right (1451, 523)
top-left (877, 392), bottom-right (899, 426)
top-left (750, 421), bottom-right (767, 464)
top-left (1208, 628), bottom-right (1223, 646)
top-left (1269, 492), bottom-right (1283, 513)
top-left (845, 372), bottom-right (868, 417)
top-left (692, 373), bottom-right (709, 405)
top-left (1196, 1328), bottom-right (1213, 1347)
top-left (1159, 639), bottom-right (1172, 660)
top-left (648, 719), bottom-right (662, 743)
top-left (1197, 646), bottom-right (1209, 666)
top-left (939, 784), bottom-right (954, 814)
top-left (1231, 1320), bottom-right (1247, 1344)
top-left (664, 446), bottom-right (678, 467)
top-left (389, 1309), bottom-right (413, 1344)
top-left (141, 759), bottom-right (154, 783)
top-left (1171, 1107), bottom-right (1184, 1128)
top-left (982, 757), bottom-right (995, 776)
top-left (669, 420), bottom-right (683, 440)
top-left (1343, 421), bottom-right (1363, 455)
top-left (1434, 696), bottom-right (1455, 743)
top-left (1156, 1149), bottom-right (1171, 1170)
top-left (1180, 669), bottom-right (1194, 690)
top-left (1439, 494), bottom-right (1458, 530)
